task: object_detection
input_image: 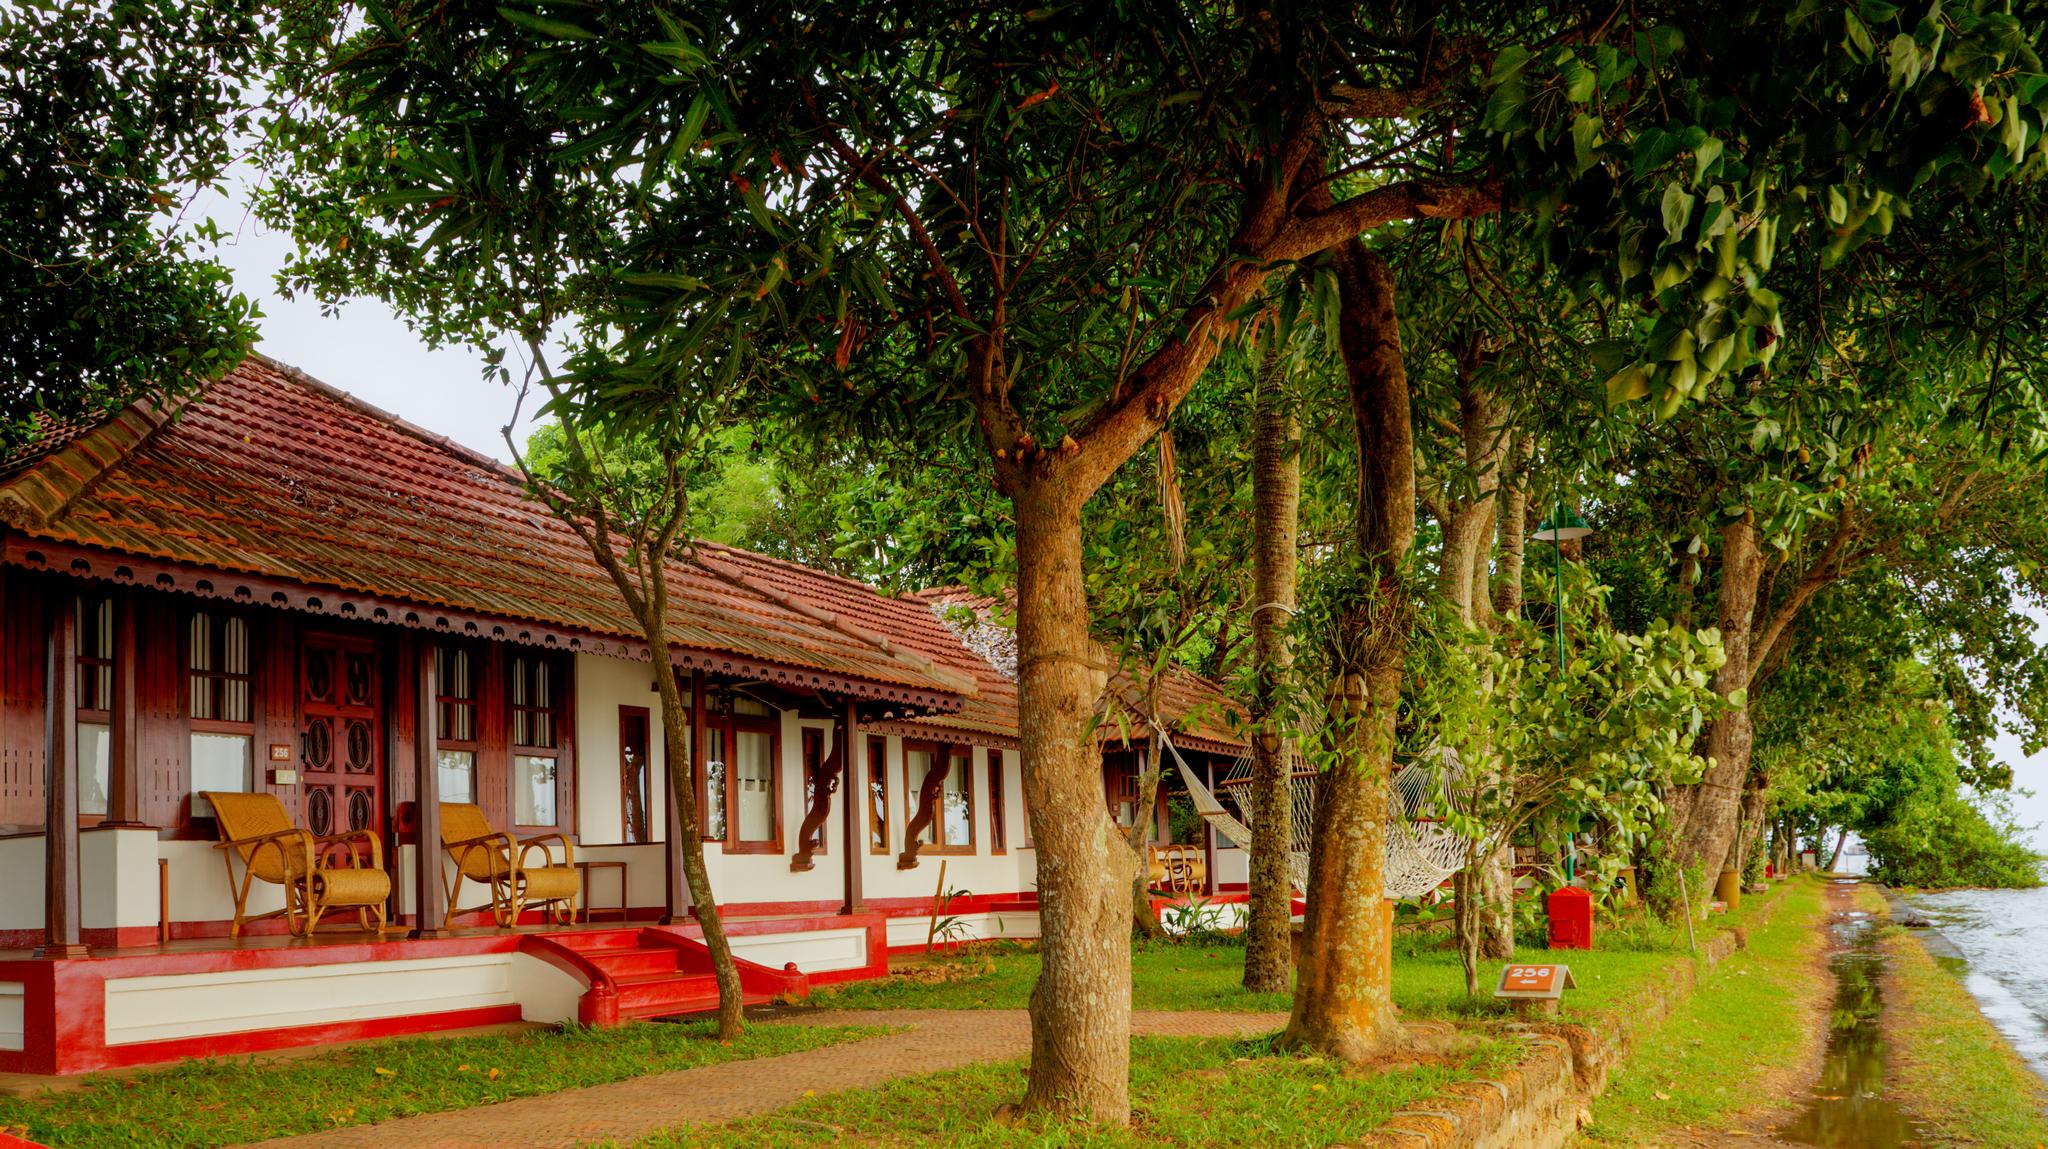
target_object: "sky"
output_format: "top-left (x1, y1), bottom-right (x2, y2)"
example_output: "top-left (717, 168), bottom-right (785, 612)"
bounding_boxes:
top-left (195, 185), bottom-right (2048, 852)
top-left (194, 183), bottom-right (536, 464)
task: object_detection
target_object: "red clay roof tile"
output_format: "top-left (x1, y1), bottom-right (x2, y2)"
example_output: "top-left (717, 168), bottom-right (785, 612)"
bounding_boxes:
top-left (0, 357), bottom-right (968, 702)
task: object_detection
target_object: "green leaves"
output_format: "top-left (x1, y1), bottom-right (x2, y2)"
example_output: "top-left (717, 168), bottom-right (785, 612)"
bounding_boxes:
top-left (495, 6), bottom-right (597, 41)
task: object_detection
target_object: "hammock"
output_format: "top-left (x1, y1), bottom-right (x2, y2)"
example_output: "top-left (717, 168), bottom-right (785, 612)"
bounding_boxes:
top-left (1157, 731), bottom-right (1469, 900)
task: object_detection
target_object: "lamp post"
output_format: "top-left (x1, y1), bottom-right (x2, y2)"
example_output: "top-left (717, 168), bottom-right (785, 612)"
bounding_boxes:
top-left (1531, 503), bottom-right (1593, 881)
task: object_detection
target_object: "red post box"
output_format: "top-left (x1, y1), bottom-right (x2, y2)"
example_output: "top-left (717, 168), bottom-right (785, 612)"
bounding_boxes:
top-left (1547, 885), bottom-right (1594, 950)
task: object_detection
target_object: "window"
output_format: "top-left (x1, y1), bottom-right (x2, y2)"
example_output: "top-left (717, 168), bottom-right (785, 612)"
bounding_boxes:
top-left (188, 611), bottom-right (251, 723)
top-left (188, 611), bottom-right (253, 812)
top-left (511, 654), bottom-right (563, 826)
top-left (733, 727), bottom-right (777, 846)
top-left (620, 706), bottom-right (652, 843)
top-left (434, 643), bottom-right (478, 804)
top-left (76, 595), bottom-right (114, 818)
top-left (866, 736), bottom-right (889, 854)
top-left (906, 742), bottom-right (974, 854)
top-left (988, 750), bottom-right (1006, 855)
top-left (700, 722), bottom-right (727, 841)
top-left (800, 729), bottom-right (828, 854)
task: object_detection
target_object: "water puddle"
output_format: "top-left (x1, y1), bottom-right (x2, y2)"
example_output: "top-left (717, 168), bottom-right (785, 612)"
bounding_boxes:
top-left (1779, 885), bottom-right (1924, 1148)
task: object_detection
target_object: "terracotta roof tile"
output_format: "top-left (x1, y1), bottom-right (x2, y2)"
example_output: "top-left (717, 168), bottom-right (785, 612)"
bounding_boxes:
top-left (0, 357), bottom-right (968, 702)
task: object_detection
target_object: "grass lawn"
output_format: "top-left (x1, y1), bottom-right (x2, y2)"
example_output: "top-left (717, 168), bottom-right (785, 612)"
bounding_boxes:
top-left (1879, 909), bottom-right (2048, 1146)
top-left (1580, 874), bottom-right (1828, 1142)
top-left (0, 1019), bottom-right (884, 1149)
top-left (623, 1031), bottom-right (1523, 1149)
top-left (821, 880), bottom-right (1795, 1026)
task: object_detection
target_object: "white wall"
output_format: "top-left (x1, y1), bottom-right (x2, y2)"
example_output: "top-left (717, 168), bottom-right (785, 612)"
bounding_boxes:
top-left (100, 952), bottom-right (578, 1044)
top-left (0, 828), bottom-right (172, 933)
top-left (564, 658), bottom-right (1042, 913)
top-left (574, 653), bottom-right (668, 846)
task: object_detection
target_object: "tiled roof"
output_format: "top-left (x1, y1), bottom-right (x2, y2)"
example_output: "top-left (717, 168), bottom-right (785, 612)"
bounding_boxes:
top-left (901, 588), bottom-right (1246, 753)
top-left (0, 357), bottom-right (971, 703)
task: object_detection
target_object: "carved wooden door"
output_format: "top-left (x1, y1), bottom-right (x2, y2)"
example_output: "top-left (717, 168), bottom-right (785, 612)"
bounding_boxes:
top-left (299, 636), bottom-right (383, 839)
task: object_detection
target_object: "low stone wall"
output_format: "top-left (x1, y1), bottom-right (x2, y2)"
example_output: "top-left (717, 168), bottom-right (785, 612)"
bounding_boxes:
top-left (1359, 889), bottom-right (1785, 1148)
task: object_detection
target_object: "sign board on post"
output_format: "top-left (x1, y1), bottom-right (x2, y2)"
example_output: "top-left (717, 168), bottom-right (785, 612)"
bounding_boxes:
top-left (1494, 963), bottom-right (1577, 1014)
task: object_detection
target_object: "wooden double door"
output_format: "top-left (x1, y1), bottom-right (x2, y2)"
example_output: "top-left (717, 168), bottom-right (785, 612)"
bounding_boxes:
top-left (298, 635), bottom-right (384, 837)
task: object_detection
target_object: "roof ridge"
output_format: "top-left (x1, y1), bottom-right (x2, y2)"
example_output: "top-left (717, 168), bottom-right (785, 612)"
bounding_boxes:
top-left (0, 386), bottom-right (201, 529)
top-left (690, 548), bottom-right (980, 697)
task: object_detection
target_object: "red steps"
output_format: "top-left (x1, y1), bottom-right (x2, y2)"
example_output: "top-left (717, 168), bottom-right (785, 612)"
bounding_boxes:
top-left (519, 926), bottom-right (808, 1024)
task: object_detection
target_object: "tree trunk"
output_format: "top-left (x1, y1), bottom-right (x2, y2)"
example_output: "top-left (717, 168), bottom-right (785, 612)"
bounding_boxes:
top-left (1013, 481), bottom-right (1134, 1122)
top-left (1443, 382), bottom-right (1515, 965)
top-left (627, 576), bottom-right (747, 1038)
top-left (1244, 348), bottom-right (1299, 994)
top-left (1665, 519), bottom-right (1762, 890)
top-left (1826, 827), bottom-right (1849, 873)
top-left (1734, 767), bottom-right (1768, 877)
top-left (1476, 454), bottom-right (1526, 959)
top-left (1128, 736), bottom-right (1166, 938)
top-left (1282, 241), bottom-right (1408, 1060)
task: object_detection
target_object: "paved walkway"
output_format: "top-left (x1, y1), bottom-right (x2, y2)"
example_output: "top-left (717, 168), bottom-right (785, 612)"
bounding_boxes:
top-left (235, 1009), bottom-right (1291, 1149)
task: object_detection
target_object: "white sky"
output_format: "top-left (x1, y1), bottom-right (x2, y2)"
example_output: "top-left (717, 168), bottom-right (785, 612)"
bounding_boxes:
top-left (194, 186), bottom-right (2048, 851)
top-left (195, 182), bottom-right (537, 463)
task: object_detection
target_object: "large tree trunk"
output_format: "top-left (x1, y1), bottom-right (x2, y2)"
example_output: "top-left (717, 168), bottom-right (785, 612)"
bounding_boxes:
top-left (1282, 242), bottom-right (1408, 1060)
top-left (1441, 380), bottom-right (1516, 970)
top-left (1475, 462), bottom-right (1525, 959)
top-left (1665, 519), bottom-right (1762, 890)
top-left (1014, 481), bottom-right (1135, 1122)
top-left (1244, 349), bottom-right (1300, 993)
top-left (1128, 735), bottom-right (1166, 938)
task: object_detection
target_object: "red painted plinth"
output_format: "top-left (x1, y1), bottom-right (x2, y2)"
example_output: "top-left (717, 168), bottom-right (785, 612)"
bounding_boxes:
top-left (1546, 886), bottom-right (1594, 950)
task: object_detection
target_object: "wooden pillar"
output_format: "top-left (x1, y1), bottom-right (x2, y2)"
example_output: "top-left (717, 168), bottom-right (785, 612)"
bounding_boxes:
top-left (661, 667), bottom-right (700, 923)
top-left (39, 594), bottom-right (89, 959)
top-left (409, 638), bottom-right (446, 939)
top-left (839, 699), bottom-right (864, 915)
top-left (1202, 758), bottom-right (1218, 897)
top-left (104, 588), bottom-right (144, 827)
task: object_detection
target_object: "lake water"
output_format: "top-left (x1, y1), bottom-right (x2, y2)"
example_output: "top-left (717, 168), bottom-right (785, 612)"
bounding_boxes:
top-left (1906, 870), bottom-right (2048, 1084)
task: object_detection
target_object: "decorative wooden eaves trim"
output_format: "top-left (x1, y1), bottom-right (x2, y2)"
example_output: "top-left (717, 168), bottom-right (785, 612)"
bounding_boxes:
top-left (1, 535), bottom-right (967, 713)
top-left (862, 718), bottom-right (1020, 751)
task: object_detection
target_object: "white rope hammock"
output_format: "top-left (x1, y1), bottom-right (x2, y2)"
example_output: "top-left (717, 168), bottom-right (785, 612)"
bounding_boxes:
top-left (1158, 730), bottom-right (1470, 900)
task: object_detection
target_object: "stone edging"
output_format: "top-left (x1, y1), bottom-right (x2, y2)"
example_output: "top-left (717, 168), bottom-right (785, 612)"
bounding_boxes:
top-left (1357, 886), bottom-right (1791, 1149)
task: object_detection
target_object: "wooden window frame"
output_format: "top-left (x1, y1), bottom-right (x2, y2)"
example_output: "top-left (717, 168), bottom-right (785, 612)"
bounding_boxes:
top-left (185, 609), bottom-right (253, 734)
top-left (720, 714), bottom-right (782, 854)
top-left (903, 740), bottom-right (975, 856)
top-left (75, 594), bottom-right (114, 718)
top-left (433, 640), bottom-right (481, 804)
top-left (866, 735), bottom-right (889, 854)
top-left (75, 594), bottom-right (115, 827)
top-left (987, 749), bottom-right (1007, 855)
top-left (618, 704), bottom-right (653, 844)
top-left (509, 652), bottom-right (569, 831)
top-left (799, 727), bottom-right (829, 856)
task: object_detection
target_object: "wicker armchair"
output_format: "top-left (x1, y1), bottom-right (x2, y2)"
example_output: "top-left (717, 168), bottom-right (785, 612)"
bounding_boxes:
top-left (204, 791), bottom-right (392, 938)
top-left (440, 803), bottom-right (579, 927)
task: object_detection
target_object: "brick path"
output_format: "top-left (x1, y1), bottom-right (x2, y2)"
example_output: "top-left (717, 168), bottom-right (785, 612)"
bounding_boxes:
top-left (234, 1010), bottom-right (1290, 1149)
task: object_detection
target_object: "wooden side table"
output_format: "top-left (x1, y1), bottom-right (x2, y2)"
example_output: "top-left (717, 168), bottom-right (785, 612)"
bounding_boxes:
top-left (576, 860), bottom-right (629, 923)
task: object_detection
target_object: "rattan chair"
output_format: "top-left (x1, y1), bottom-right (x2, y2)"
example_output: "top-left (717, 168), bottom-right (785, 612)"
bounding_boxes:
top-left (205, 791), bottom-right (392, 938)
top-left (440, 803), bottom-right (579, 927)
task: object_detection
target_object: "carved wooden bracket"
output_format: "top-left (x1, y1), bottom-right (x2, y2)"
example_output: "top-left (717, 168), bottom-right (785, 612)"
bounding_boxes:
top-left (897, 747), bottom-right (951, 870)
top-left (790, 727), bottom-right (844, 872)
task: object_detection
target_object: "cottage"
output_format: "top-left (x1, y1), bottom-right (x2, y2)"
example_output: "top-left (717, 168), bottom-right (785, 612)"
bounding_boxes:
top-left (0, 357), bottom-right (1243, 1075)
